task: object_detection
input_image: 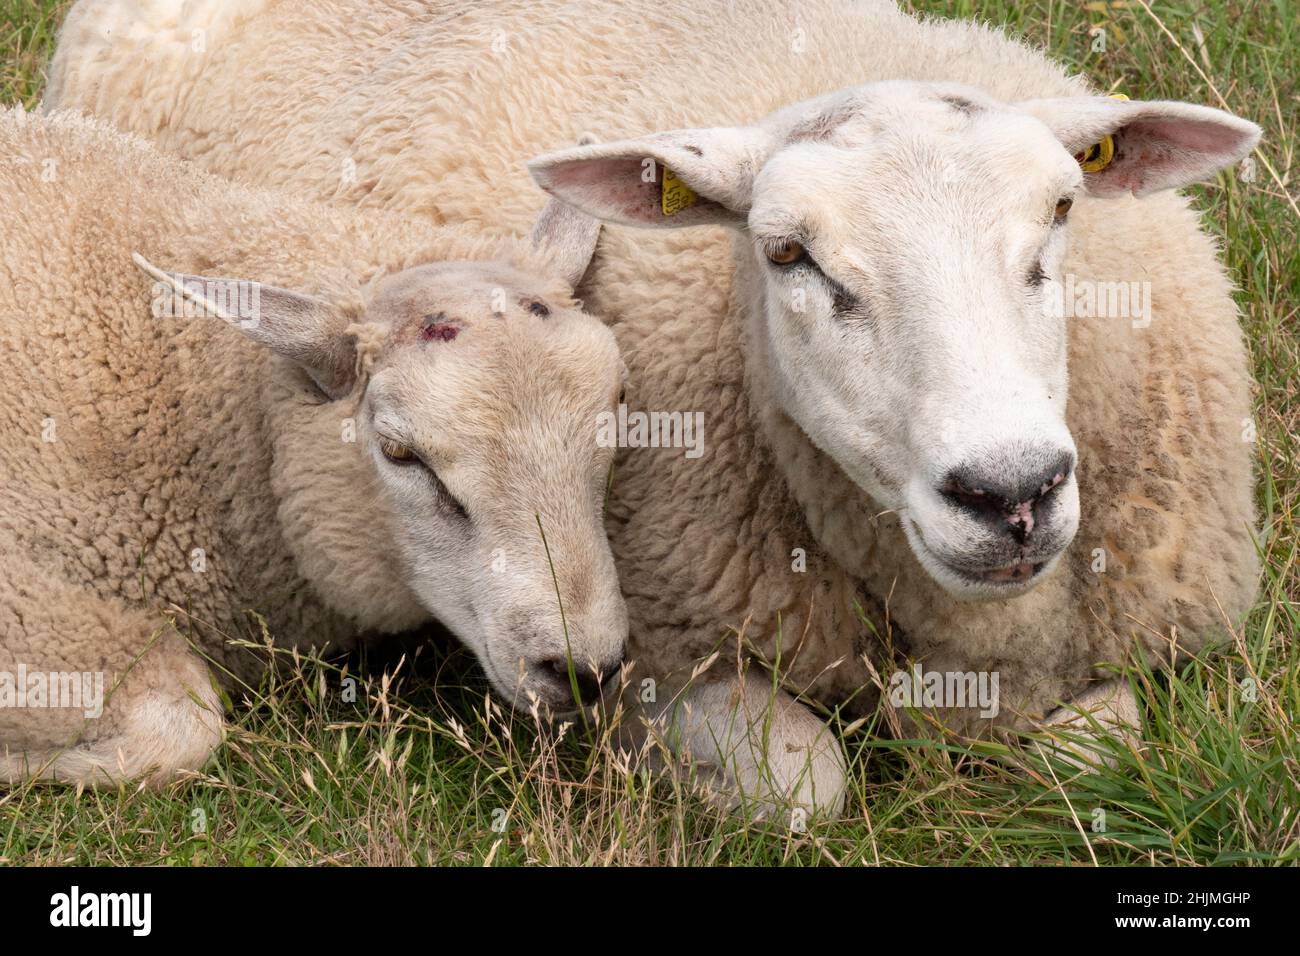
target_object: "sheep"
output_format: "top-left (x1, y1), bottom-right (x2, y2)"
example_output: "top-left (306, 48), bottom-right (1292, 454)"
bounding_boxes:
top-left (0, 107), bottom-right (629, 786)
top-left (44, 0), bottom-right (1262, 815)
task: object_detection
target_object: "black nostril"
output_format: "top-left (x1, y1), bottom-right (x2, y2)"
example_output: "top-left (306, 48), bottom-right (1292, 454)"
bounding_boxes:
top-left (940, 453), bottom-right (1074, 542)
top-left (600, 663), bottom-right (624, 692)
top-left (1027, 454), bottom-right (1074, 500)
top-left (938, 473), bottom-right (1006, 526)
top-left (545, 658), bottom-right (620, 703)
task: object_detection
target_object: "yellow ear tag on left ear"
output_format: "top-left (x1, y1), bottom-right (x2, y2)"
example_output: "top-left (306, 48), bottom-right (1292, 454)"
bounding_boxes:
top-left (1077, 92), bottom-right (1129, 173)
top-left (661, 167), bottom-right (698, 216)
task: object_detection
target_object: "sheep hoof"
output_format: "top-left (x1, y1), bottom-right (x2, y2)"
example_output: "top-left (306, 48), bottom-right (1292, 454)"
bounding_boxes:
top-left (0, 596), bottom-right (225, 789)
top-left (638, 670), bottom-right (849, 822)
top-left (1030, 677), bottom-right (1141, 773)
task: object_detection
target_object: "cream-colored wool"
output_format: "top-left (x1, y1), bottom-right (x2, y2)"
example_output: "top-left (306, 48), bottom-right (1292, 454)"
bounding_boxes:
top-left (0, 108), bottom-right (627, 785)
top-left (44, 0), bottom-right (1260, 813)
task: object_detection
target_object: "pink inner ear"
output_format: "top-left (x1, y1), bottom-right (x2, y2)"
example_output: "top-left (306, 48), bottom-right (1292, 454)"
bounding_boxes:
top-left (550, 156), bottom-right (661, 222)
top-left (1128, 117), bottom-right (1242, 155)
top-left (1089, 114), bottom-right (1255, 196)
top-left (552, 156), bottom-right (629, 189)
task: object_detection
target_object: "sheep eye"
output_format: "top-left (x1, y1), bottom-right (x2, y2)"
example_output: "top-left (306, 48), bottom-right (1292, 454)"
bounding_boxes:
top-left (1053, 196), bottom-right (1073, 222)
top-left (377, 435), bottom-right (469, 518)
top-left (765, 239), bottom-right (806, 266)
top-left (380, 437), bottom-right (418, 464)
top-left (527, 300), bottom-right (550, 317)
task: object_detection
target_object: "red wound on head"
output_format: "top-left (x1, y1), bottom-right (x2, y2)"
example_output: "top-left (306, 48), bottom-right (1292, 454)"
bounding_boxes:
top-left (420, 313), bottom-right (461, 342)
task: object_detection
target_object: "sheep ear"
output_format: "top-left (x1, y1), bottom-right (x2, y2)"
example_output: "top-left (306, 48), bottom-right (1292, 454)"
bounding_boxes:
top-left (1018, 96), bottom-right (1261, 197)
top-left (527, 127), bottom-right (770, 229)
top-left (530, 196), bottom-right (602, 289)
top-left (133, 253), bottom-right (358, 399)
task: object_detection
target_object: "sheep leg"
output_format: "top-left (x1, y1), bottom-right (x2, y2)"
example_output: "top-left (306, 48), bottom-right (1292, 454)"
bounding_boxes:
top-left (0, 555), bottom-right (224, 787)
top-left (635, 670), bottom-right (847, 821)
top-left (1033, 677), bottom-right (1139, 771)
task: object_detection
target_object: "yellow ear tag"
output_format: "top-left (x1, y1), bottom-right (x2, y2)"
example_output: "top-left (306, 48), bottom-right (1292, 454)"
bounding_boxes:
top-left (661, 167), bottom-right (698, 216)
top-left (1077, 136), bottom-right (1116, 173)
top-left (1076, 92), bottom-right (1128, 172)
top-left (1077, 92), bottom-right (1129, 174)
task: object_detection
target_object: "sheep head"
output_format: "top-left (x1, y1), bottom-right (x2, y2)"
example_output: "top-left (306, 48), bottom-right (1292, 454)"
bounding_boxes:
top-left (134, 198), bottom-right (627, 714)
top-left (529, 82), bottom-right (1260, 601)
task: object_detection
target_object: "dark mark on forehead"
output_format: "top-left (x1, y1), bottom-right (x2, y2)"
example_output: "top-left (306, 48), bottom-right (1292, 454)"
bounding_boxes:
top-left (939, 94), bottom-right (982, 115)
top-left (785, 100), bottom-right (862, 144)
top-left (420, 312), bottom-right (461, 342)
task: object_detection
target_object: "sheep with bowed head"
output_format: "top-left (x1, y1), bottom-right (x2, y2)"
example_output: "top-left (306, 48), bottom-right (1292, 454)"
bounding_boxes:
top-left (0, 108), bottom-right (627, 785)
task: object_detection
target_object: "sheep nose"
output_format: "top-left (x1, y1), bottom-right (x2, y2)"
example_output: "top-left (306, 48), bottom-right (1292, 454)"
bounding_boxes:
top-left (542, 656), bottom-right (623, 704)
top-left (938, 452), bottom-right (1074, 544)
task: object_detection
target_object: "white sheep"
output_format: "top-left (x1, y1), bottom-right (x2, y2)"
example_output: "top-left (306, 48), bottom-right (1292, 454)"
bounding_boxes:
top-left (44, 0), bottom-right (1262, 815)
top-left (0, 107), bottom-right (628, 785)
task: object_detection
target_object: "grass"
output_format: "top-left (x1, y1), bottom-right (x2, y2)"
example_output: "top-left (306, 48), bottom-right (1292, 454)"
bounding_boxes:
top-left (1, 0), bottom-right (1296, 865)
